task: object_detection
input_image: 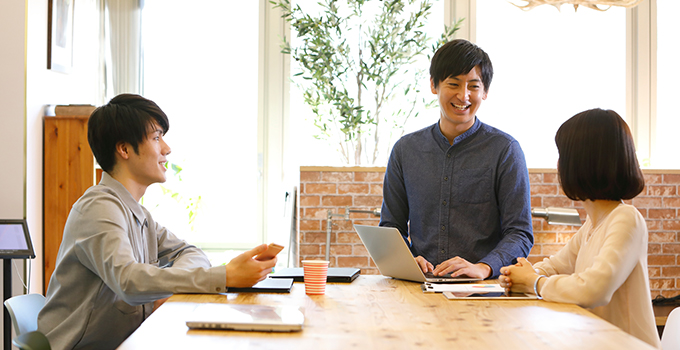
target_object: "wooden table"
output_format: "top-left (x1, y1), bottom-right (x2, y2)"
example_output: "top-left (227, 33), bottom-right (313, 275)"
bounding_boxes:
top-left (117, 276), bottom-right (655, 349)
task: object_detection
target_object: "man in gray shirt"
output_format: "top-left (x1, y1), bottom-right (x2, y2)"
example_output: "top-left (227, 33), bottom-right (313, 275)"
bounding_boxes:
top-left (38, 94), bottom-right (277, 350)
top-left (380, 39), bottom-right (533, 280)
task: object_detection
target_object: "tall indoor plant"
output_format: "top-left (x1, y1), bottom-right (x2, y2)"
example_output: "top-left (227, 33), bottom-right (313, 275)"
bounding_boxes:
top-left (272, 0), bottom-right (462, 165)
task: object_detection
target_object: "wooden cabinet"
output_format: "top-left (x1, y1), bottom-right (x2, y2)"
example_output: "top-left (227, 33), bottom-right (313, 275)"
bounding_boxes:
top-left (43, 115), bottom-right (98, 293)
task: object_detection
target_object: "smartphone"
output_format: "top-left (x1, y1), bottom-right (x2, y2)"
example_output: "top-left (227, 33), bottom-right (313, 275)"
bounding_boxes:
top-left (256, 243), bottom-right (284, 261)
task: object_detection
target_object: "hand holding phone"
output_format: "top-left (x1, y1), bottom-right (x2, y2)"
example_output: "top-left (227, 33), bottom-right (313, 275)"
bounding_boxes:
top-left (256, 243), bottom-right (284, 261)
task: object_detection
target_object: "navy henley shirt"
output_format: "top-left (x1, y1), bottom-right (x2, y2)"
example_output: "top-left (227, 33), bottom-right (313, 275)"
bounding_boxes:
top-left (379, 118), bottom-right (534, 278)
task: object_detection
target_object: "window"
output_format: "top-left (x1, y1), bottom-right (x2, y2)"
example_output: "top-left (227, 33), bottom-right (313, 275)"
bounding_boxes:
top-left (652, 1), bottom-right (680, 169)
top-left (475, 1), bottom-right (626, 168)
top-left (290, 0), bottom-right (446, 166)
top-left (141, 1), bottom-right (263, 254)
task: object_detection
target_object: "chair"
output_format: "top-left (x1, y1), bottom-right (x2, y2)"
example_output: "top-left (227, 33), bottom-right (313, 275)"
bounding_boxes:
top-left (663, 307), bottom-right (680, 349)
top-left (3, 293), bottom-right (46, 336)
top-left (11, 331), bottom-right (51, 350)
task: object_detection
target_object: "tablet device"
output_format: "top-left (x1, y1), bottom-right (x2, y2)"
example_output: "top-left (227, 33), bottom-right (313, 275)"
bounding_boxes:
top-left (186, 303), bottom-right (304, 332)
top-left (443, 291), bottom-right (538, 300)
top-left (227, 277), bottom-right (294, 293)
top-left (270, 267), bottom-right (360, 283)
top-left (0, 219), bottom-right (36, 259)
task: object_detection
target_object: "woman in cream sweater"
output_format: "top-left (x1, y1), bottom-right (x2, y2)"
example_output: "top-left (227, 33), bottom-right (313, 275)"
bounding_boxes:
top-left (499, 108), bottom-right (660, 349)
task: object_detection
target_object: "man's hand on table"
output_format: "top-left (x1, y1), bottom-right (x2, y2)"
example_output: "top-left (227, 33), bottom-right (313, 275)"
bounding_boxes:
top-left (432, 257), bottom-right (492, 279)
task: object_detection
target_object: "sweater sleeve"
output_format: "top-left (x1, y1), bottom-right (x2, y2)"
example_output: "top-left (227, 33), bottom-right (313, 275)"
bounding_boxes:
top-left (533, 220), bottom-right (588, 276)
top-left (537, 206), bottom-right (646, 308)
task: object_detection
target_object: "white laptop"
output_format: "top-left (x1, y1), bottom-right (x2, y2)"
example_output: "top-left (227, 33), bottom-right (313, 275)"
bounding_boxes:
top-left (186, 303), bottom-right (304, 332)
top-left (354, 225), bottom-right (481, 283)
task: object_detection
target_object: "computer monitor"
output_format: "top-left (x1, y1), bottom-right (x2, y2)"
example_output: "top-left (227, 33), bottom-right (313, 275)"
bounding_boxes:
top-left (0, 219), bottom-right (36, 259)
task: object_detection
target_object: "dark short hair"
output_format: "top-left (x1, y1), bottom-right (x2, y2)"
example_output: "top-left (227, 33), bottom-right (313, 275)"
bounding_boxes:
top-left (555, 108), bottom-right (644, 201)
top-left (88, 94), bottom-right (170, 173)
top-left (429, 39), bottom-right (493, 91)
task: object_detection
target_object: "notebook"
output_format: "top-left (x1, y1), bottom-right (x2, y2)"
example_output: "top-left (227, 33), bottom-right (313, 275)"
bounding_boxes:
top-left (227, 277), bottom-right (294, 293)
top-left (270, 267), bottom-right (360, 283)
top-left (186, 303), bottom-right (304, 332)
top-left (353, 225), bottom-right (481, 283)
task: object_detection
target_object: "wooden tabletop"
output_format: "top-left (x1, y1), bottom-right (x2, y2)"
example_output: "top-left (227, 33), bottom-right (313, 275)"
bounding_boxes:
top-left (117, 275), bottom-right (655, 350)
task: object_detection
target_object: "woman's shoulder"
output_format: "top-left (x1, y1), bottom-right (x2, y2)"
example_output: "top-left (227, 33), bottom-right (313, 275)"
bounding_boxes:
top-left (612, 203), bottom-right (644, 218)
top-left (607, 203), bottom-right (647, 233)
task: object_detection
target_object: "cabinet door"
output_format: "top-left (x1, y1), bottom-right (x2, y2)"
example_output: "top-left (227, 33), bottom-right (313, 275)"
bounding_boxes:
top-left (44, 116), bottom-right (95, 293)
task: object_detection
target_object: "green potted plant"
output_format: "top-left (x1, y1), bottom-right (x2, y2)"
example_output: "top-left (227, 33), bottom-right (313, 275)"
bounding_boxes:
top-left (272, 0), bottom-right (462, 165)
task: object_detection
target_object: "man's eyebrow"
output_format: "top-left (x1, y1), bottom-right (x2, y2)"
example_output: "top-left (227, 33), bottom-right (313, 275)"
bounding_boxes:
top-left (449, 77), bottom-right (482, 82)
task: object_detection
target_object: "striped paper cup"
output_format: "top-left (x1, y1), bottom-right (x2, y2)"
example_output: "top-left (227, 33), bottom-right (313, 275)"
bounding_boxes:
top-left (302, 260), bottom-right (330, 295)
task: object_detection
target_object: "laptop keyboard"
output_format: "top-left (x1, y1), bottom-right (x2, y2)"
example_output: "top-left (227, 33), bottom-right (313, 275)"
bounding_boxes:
top-left (424, 271), bottom-right (453, 278)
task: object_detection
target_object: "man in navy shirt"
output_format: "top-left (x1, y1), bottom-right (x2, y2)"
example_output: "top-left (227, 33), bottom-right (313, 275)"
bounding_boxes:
top-left (379, 39), bottom-right (533, 279)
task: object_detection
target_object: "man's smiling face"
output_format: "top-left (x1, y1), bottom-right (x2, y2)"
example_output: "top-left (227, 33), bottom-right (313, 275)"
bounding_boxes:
top-left (431, 65), bottom-right (488, 135)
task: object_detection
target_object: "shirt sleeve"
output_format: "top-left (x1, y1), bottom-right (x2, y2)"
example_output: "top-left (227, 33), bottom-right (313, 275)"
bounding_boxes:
top-left (379, 140), bottom-right (412, 248)
top-left (154, 221), bottom-right (211, 269)
top-left (477, 140), bottom-right (534, 277)
top-left (537, 206), bottom-right (646, 308)
top-left (72, 194), bottom-right (227, 306)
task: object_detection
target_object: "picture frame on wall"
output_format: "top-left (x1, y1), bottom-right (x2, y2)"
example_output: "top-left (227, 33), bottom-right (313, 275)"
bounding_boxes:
top-left (47, 0), bottom-right (75, 73)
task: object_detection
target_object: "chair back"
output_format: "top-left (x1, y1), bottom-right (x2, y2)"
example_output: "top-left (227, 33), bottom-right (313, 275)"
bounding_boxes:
top-left (662, 307), bottom-right (680, 350)
top-left (11, 330), bottom-right (51, 350)
top-left (3, 293), bottom-right (46, 336)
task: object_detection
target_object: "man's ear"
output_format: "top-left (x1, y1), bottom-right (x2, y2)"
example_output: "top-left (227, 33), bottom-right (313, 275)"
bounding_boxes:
top-left (430, 77), bottom-right (437, 94)
top-left (115, 142), bottom-right (131, 160)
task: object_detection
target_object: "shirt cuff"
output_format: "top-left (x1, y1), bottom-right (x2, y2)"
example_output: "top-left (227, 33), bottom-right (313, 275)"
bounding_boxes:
top-left (478, 257), bottom-right (502, 279)
top-left (209, 266), bottom-right (228, 293)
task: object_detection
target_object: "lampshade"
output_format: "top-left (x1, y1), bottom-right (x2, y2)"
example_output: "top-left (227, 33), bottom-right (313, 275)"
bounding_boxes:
top-left (511, 0), bottom-right (645, 11)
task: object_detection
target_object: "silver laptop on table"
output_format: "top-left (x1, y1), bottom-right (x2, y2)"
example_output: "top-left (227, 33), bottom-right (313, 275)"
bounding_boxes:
top-left (186, 303), bottom-right (304, 332)
top-left (354, 225), bottom-right (480, 283)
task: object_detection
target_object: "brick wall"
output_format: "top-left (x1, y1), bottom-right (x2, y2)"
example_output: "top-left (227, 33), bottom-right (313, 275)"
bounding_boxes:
top-left (299, 166), bottom-right (680, 298)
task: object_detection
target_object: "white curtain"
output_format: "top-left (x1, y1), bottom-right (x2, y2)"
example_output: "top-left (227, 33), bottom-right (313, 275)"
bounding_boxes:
top-left (104, 0), bottom-right (142, 98)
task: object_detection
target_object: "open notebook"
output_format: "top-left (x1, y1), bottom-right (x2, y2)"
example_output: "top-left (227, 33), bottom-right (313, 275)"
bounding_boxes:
top-left (186, 303), bottom-right (304, 332)
top-left (270, 267), bottom-right (360, 283)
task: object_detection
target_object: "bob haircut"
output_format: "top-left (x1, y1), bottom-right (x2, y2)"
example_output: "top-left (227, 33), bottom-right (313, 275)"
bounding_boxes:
top-left (555, 108), bottom-right (644, 201)
top-left (88, 94), bottom-right (170, 173)
top-left (429, 39), bottom-right (493, 91)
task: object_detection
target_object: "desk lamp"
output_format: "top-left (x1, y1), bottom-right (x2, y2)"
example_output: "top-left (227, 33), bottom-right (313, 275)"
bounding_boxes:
top-left (531, 207), bottom-right (582, 226)
top-left (326, 207), bottom-right (381, 261)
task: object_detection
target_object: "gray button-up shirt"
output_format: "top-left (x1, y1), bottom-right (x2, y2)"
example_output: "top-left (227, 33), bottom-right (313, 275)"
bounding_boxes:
top-left (38, 172), bottom-right (226, 350)
top-left (380, 119), bottom-right (534, 278)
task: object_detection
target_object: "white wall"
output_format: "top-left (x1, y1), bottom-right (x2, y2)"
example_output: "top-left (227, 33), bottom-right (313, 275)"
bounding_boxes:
top-left (0, 0), bottom-right (100, 344)
top-left (0, 0), bottom-right (27, 222)
top-left (25, 0), bottom-right (102, 294)
top-left (0, 1), bottom-right (28, 346)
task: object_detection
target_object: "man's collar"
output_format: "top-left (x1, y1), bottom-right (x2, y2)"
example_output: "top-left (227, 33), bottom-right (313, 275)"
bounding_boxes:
top-left (434, 117), bottom-right (482, 147)
top-left (100, 172), bottom-right (146, 225)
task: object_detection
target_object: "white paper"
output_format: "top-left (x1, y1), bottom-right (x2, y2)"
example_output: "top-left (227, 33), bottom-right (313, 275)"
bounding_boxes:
top-left (421, 283), bottom-right (505, 293)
